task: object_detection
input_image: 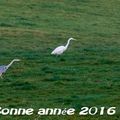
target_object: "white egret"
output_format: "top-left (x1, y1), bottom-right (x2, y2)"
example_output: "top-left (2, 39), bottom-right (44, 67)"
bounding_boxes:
top-left (0, 59), bottom-right (20, 79)
top-left (51, 38), bottom-right (76, 55)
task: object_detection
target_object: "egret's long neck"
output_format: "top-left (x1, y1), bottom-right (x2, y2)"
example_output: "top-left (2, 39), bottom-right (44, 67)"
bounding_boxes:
top-left (65, 39), bottom-right (71, 49)
top-left (6, 60), bottom-right (15, 69)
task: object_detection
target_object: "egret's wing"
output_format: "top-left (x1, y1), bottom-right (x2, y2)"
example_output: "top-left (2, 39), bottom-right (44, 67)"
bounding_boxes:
top-left (52, 46), bottom-right (65, 54)
top-left (0, 65), bottom-right (7, 73)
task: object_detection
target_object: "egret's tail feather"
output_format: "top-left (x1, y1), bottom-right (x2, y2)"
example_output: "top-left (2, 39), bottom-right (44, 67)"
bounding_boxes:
top-left (51, 51), bottom-right (54, 55)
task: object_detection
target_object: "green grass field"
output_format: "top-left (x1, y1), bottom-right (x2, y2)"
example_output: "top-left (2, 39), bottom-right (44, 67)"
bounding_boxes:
top-left (0, 0), bottom-right (120, 119)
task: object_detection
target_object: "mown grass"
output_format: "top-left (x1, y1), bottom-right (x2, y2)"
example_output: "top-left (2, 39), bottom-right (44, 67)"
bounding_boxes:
top-left (0, 0), bottom-right (120, 120)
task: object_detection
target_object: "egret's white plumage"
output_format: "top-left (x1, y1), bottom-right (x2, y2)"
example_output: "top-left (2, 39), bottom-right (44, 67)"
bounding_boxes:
top-left (0, 59), bottom-right (20, 79)
top-left (51, 38), bottom-right (76, 55)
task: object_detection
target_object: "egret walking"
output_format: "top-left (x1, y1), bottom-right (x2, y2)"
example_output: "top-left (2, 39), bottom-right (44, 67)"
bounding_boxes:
top-left (0, 59), bottom-right (20, 79)
top-left (51, 38), bottom-right (76, 55)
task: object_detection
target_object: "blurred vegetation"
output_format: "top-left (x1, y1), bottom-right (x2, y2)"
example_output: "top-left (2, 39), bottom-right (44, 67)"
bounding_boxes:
top-left (0, 0), bottom-right (120, 119)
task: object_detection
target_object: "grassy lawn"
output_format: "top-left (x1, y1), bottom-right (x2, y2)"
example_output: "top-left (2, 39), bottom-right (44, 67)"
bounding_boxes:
top-left (0, 0), bottom-right (120, 119)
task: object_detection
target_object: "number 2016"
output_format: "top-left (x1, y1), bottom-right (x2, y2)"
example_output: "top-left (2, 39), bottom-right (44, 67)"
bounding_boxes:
top-left (79, 107), bottom-right (116, 115)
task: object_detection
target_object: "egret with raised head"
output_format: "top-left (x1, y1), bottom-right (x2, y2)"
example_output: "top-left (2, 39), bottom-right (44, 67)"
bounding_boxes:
top-left (51, 38), bottom-right (76, 55)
